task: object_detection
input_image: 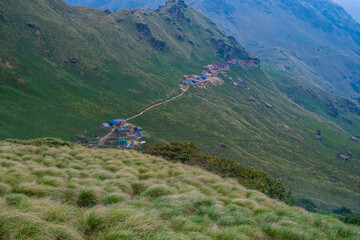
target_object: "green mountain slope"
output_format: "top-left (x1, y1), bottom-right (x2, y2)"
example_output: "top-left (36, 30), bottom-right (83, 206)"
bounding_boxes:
top-left (1, 0), bottom-right (360, 214)
top-left (68, 0), bottom-right (360, 98)
top-left (0, 0), bottom-right (250, 140)
top-left (185, 0), bottom-right (360, 98)
top-left (0, 139), bottom-right (359, 239)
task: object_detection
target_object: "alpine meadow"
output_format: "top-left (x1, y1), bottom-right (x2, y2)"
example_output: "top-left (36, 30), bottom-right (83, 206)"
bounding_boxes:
top-left (0, 0), bottom-right (360, 239)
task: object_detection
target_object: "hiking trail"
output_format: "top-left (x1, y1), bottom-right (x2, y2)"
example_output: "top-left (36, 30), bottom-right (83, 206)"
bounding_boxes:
top-left (98, 85), bottom-right (189, 145)
top-left (126, 85), bottom-right (189, 121)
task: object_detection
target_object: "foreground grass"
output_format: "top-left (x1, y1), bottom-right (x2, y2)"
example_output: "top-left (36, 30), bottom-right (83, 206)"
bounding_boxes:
top-left (0, 138), bottom-right (359, 240)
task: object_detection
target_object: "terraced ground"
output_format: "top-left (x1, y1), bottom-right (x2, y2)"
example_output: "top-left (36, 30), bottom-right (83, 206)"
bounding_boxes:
top-left (0, 139), bottom-right (359, 239)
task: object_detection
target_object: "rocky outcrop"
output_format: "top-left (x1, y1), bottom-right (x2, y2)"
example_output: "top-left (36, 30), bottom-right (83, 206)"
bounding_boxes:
top-left (168, 5), bottom-right (185, 21)
top-left (104, 9), bottom-right (111, 15)
top-left (136, 23), bottom-right (151, 35)
top-left (327, 103), bottom-right (338, 117)
top-left (150, 37), bottom-right (166, 51)
top-left (211, 38), bottom-right (246, 60)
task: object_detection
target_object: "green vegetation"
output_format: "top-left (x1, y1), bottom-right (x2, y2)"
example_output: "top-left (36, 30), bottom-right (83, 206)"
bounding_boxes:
top-left (0, 0), bottom-right (360, 214)
top-left (142, 141), bottom-right (293, 204)
top-left (133, 66), bottom-right (360, 214)
top-left (0, 0), bottom-right (249, 141)
top-left (0, 139), bottom-right (359, 239)
top-left (340, 216), bottom-right (360, 226)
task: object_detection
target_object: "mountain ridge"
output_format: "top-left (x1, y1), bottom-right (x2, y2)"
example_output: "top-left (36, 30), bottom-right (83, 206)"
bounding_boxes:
top-left (65, 0), bottom-right (360, 98)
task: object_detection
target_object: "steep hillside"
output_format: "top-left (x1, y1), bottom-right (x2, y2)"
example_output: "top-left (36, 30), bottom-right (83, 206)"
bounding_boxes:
top-left (333, 0), bottom-right (360, 23)
top-left (186, 0), bottom-right (360, 98)
top-left (65, 0), bottom-right (164, 10)
top-left (0, 0), bottom-right (250, 140)
top-left (67, 0), bottom-right (360, 98)
top-left (1, 0), bottom-right (360, 214)
top-left (0, 139), bottom-right (359, 239)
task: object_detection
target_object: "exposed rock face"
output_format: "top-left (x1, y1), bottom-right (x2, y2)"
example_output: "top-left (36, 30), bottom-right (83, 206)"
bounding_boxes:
top-left (136, 23), bottom-right (151, 35)
top-left (150, 37), bottom-right (166, 51)
top-left (211, 38), bottom-right (249, 60)
top-left (168, 5), bottom-right (185, 21)
top-left (327, 103), bottom-right (338, 117)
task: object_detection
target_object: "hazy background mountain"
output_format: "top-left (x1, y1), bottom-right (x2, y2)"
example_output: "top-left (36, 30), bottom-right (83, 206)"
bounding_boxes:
top-left (64, 0), bottom-right (163, 10)
top-left (333, 0), bottom-right (360, 23)
top-left (65, 0), bottom-right (360, 98)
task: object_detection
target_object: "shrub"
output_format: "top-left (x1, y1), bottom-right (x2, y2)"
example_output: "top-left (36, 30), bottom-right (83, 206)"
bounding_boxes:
top-left (143, 142), bottom-right (294, 204)
top-left (142, 142), bottom-right (200, 163)
top-left (334, 207), bottom-right (353, 217)
top-left (298, 198), bottom-right (317, 212)
top-left (340, 216), bottom-right (360, 226)
top-left (77, 189), bottom-right (98, 207)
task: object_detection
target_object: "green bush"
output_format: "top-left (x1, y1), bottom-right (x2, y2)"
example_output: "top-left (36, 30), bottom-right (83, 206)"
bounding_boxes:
top-left (142, 142), bottom-right (294, 204)
top-left (142, 142), bottom-right (200, 163)
top-left (298, 199), bottom-right (317, 212)
top-left (334, 207), bottom-right (353, 217)
top-left (340, 216), bottom-right (360, 226)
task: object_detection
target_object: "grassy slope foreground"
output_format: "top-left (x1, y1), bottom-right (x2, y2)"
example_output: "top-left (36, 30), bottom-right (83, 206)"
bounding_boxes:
top-left (0, 139), bottom-right (359, 240)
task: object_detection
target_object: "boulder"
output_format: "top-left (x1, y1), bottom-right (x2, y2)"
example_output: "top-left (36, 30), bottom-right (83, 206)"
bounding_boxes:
top-left (350, 136), bottom-right (358, 141)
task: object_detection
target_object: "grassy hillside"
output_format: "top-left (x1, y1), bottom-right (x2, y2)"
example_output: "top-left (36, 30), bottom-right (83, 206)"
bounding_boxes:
top-left (0, 0), bottom-right (249, 140)
top-left (131, 66), bottom-right (360, 214)
top-left (1, 0), bottom-right (360, 214)
top-left (0, 138), bottom-right (359, 239)
top-left (65, 0), bottom-right (360, 98)
top-left (186, 0), bottom-right (360, 98)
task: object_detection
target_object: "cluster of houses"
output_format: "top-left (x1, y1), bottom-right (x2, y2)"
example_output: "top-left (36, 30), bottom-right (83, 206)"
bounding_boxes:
top-left (227, 59), bottom-right (259, 67)
top-left (205, 62), bottom-right (228, 70)
top-left (100, 118), bottom-right (125, 128)
top-left (205, 59), bottom-right (259, 70)
top-left (184, 74), bottom-right (213, 85)
top-left (100, 118), bottom-right (145, 148)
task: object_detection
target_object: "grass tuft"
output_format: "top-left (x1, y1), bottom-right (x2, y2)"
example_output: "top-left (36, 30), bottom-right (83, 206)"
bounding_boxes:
top-left (0, 141), bottom-right (358, 239)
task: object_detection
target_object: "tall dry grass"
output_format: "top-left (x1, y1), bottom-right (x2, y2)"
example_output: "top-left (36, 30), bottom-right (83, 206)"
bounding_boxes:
top-left (0, 139), bottom-right (359, 239)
